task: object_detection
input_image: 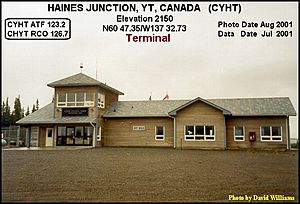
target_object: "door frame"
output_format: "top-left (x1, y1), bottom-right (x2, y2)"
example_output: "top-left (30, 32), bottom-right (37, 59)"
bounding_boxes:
top-left (45, 128), bottom-right (53, 147)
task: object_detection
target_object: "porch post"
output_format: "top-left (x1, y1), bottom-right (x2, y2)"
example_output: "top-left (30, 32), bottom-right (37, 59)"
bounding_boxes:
top-left (93, 124), bottom-right (97, 147)
top-left (26, 126), bottom-right (31, 148)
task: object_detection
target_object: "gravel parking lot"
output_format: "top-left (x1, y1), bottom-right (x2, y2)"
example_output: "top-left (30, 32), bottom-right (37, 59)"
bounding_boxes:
top-left (1, 147), bottom-right (298, 202)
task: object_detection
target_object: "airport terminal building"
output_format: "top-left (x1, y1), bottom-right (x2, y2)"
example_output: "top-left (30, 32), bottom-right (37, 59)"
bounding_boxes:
top-left (17, 72), bottom-right (296, 150)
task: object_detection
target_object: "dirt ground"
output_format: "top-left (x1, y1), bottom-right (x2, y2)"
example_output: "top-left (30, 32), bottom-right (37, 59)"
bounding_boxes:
top-left (1, 147), bottom-right (298, 202)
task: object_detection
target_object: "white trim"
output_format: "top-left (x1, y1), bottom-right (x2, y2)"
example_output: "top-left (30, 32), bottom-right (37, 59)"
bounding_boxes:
top-left (234, 126), bottom-right (245, 141)
top-left (98, 93), bottom-right (105, 109)
top-left (184, 125), bottom-right (215, 141)
top-left (66, 92), bottom-right (75, 106)
top-left (260, 126), bottom-right (283, 142)
top-left (57, 92), bottom-right (95, 107)
top-left (45, 128), bottom-right (53, 147)
top-left (57, 93), bottom-right (67, 106)
top-left (155, 126), bottom-right (165, 140)
top-left (97, 126), bottom-right (101, 141)
top-left (85, 92), bottom-right (95, 106)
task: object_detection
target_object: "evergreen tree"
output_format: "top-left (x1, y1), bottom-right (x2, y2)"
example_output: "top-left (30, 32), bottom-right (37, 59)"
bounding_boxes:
top-left (1, 98), bottom-right (11, 127)
top-left (21, 107), bottom-right (25, 118)
top-left (36, 99), bottom-right (39, 110)
top-left (1, 101), bottom-right (4, 118)
top-left (12, 96), bottom-right (22, 124)
top-left (1, 101), bottom-right (5, 127)
top-left (32, 104), bottom-right (36, 113)
top-left (25, 106), bottom-right (30, 116)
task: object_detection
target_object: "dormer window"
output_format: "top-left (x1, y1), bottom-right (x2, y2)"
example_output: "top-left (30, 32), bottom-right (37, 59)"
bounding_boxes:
top-left (57, 92), bottom-right (95, 107)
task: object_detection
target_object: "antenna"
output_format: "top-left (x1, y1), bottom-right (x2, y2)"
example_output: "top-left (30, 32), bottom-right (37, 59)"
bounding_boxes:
top-left (80, 63), bottom-right (83, 73)
top-left (96, 58), bottom-right (98, 80)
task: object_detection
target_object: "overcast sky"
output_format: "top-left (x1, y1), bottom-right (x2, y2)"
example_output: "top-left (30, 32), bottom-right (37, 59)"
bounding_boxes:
top-left (2, 2), bottom-right (298, 138)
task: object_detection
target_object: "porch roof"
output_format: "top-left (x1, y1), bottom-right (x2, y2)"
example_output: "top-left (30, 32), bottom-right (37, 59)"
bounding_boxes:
top-left (16, 103), bottom-right (97, 125)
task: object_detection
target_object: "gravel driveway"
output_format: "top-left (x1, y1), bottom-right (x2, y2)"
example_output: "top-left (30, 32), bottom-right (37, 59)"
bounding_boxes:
top-left (1, 147), bottom-right (298, 202)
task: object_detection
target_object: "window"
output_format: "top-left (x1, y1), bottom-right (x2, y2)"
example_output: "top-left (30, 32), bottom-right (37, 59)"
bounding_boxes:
top-left (76, 93), bottom-right (84, 106)
top-left (272, 127), bottom-right (281, 136)
top-left (184, 125), bottom-right (215, 141)
top-left (58, 126), bottom-right (66, 136)
top-left (47, 129), bottom-right (53, 138)
top-left (195, 126), bottom-right (204, 140)
top-left (234, 126), bottom-right (245, 141)
top-left (75, 126), bottom-right (83, 137)
top-left (57, 126), bottom-right (93, 146)
top-left (57, 93), bottom-right (95, 107)
top-left (85, 93), bottom-right (94, 106)
top-left (84, 126), bottom-right (94, 145)
top-left (58, 93), bottom-right (67, 106)
top-left (261, 126), bottom-right (282, 141)
top-left (84, 126), bottom-right (93, 137)
top-left (98, 93), bottom-right (105, 109)
top-left (205, 126), bottom-right (215, 140)
top-left (155, 126), bottom-right (165, 140)
top-left (185, 125), bottom-right (195, 140)
top-left (67, 127), bottom-right (75, 137)
top-left (75, 127), bottom-right (84, 144)
top-left (67, 93), bottom-right (75, 106)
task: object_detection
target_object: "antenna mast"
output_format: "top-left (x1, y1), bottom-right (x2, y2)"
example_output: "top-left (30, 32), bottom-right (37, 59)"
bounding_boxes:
top-left (80, 63), bottom-right (83, 73)
top-left (96, 58), bottom-right (98, 80)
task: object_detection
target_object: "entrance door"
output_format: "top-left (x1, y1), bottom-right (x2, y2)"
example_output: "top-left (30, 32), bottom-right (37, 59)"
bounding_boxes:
top-left (46, 128), bottom-right (53, 147)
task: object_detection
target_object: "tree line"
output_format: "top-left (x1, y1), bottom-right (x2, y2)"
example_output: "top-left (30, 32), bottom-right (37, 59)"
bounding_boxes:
top-left (1, 96), bottom-right (39, 127)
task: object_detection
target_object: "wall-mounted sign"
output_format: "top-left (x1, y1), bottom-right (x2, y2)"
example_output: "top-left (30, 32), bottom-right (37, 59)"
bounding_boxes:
top-left (62, 108), bottom-right (88, 117)
top-left (133, 126), bottom-right (145, 131)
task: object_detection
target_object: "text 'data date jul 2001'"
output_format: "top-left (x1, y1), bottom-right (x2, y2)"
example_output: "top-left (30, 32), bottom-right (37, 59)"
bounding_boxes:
top-left (217, 20), bottom-right (293, 38)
